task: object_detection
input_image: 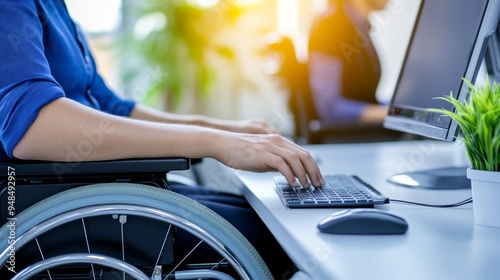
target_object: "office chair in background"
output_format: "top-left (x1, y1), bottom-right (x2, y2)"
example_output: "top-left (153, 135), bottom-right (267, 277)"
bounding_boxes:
top-left (267, 35), bottom-right (407, 144)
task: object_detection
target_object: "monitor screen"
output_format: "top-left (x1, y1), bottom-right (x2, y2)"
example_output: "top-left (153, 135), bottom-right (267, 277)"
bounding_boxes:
top-left (382, 0), bottom-right (500, 189)
top-left (384, 0), bottom-right (500, 141)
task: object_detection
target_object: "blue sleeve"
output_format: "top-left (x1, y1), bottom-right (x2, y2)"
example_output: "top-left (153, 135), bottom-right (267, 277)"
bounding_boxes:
top-left (79, 27), bottom-right (135, 117)
top-left (89, 72), bottom-right (135, 117)
top-left (309, 51), bottom-right (369, 123)
top-left (0, 0), bottom-right (65, 158)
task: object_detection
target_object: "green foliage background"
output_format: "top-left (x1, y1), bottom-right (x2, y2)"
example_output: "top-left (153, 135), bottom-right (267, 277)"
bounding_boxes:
top-left (119, 0), bottom-right (243, 108)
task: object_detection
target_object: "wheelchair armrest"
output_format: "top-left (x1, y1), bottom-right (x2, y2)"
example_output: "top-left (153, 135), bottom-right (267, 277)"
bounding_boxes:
top-left (0, 158), bottom-right (191, 222)
top-left (0, 157), bottom-right (191, 177)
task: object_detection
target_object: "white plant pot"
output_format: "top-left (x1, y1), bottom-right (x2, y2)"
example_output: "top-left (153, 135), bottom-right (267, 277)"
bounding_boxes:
top-left (467, 168), bottom-right (500, 228)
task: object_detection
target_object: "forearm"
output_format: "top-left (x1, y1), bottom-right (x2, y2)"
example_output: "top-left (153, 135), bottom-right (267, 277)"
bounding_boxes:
top-left (129, 103), bottom-right (203, 124)
top-left (359, 104), bottom-right (388, 123)
top-left (129, 103), bottom-right (275, 134)
top-left (13, 98), bottom-right (221, 161)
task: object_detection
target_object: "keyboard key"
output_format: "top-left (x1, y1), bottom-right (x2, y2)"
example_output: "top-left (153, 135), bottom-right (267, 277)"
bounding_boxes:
top-left (316, 200), bottom-right (331, 204)
top-left (279, 186), bottom-right (296, 193)
top-left (329, 200), bottom-right (345, 205)
top-left (303, 200), bottom-right (316, 204)
top-left (287, 201), bottom-right (302, 206)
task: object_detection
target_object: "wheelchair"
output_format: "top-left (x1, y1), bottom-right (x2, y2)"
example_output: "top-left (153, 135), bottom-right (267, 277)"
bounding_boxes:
top-left (0, 157), bottom-right (273, 279)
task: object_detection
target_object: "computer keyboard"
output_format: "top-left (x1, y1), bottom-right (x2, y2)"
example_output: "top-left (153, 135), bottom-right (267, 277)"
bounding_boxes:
top-left (275, 174), bottom-right (389, 208)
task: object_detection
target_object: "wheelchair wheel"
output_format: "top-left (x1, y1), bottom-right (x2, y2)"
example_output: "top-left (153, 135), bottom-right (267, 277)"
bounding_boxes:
top-left (0, 183), bottom-right (274, 280)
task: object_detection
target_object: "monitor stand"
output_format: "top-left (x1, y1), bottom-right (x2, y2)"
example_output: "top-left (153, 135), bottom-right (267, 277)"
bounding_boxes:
top-left (387, 166), bottom-right (471, 189)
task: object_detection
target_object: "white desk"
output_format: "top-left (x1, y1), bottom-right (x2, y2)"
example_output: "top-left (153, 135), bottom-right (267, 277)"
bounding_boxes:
top-left (229, 140), bottom-right (500, 280)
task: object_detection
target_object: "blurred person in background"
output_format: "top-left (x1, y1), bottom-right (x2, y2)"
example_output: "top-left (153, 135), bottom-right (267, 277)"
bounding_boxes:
top-left (308, 0), bottom-right (389, 124)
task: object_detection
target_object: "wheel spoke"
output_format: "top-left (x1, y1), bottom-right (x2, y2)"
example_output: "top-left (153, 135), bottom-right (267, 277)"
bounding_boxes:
top-left (118, 215), bottom-right (127, 280)
top-left (211, 258), bottom-right (227, 270)
top-left (35, 238), bottom-right (53, 280)
top-left (152, 224), bottom-right (173, 278)
top-left (81, 219), bottom-right (96, 280)
top-left (164, 240), bottom-right (203, 280)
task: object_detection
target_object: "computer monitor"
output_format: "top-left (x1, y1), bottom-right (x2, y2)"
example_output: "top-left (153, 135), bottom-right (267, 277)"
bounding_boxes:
top-left (383, 0), bottom-right (500, 189)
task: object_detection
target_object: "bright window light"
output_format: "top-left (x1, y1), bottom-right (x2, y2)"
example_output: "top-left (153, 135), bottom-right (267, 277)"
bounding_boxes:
top-left (277, 0), bottom-right (299, 38)
top-left (65, 0), bottom-right (122, 34)
top-left (133, 12), bottom-right (167, 41)
top-left (187, 0), bottom-right (219, 8)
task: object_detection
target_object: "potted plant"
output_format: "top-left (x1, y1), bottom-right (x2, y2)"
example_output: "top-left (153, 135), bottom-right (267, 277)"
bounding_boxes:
top-left (431, 77), bottom-right (500, 227)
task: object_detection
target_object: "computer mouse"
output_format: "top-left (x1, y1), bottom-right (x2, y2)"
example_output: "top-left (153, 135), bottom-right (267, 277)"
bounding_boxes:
top-left (317, 208), bottom-right (408, 235)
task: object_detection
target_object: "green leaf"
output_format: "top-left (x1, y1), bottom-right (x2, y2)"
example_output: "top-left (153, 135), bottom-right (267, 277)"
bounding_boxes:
top-left (430, 77), bottom-right (500, 171)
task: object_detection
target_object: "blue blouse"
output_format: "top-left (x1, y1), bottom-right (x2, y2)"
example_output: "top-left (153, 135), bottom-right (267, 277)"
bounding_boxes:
top-left (0, 0), bottom-right (135, 160)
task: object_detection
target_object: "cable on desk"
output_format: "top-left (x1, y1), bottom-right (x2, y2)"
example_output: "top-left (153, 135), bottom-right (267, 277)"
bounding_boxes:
top-left (389, 197), bottom-right (472, 208)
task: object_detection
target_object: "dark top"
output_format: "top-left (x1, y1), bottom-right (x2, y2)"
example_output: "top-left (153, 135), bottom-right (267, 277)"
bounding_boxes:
top-left (0, 0), bottom-right (135, 160)
top-left (308, 2), bottom-right (381, 122)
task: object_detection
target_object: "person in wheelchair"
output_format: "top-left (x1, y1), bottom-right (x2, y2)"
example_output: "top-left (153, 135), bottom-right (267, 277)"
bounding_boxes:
top-left (0, 1), bottom-right (324, 279)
